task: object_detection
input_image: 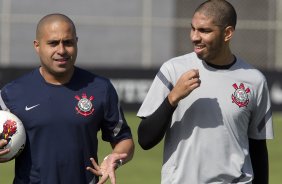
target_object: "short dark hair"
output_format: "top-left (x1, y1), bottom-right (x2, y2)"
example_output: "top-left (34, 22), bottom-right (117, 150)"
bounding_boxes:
top-left (194, 0), bottom-right (237, 29)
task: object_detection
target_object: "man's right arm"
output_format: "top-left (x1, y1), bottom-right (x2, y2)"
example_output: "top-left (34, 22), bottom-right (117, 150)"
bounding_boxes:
top-left (137, 97), bottom-right (176, 150)
top-left (138, 69), bottom-right (201, 150)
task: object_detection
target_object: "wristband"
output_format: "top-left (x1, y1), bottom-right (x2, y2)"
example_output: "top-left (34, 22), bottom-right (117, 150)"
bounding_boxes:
top-left (115, 159), bottom-right (123, 168)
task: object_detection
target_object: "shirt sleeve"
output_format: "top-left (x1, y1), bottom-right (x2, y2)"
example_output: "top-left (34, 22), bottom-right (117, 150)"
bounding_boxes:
top-left (248, 78), bottom-right (274, 140)
top-left (137, 62), bottom-right (173, 118)
top-left (101, 80), bottom-right (132, 143)
top-left (0, 90), bottom-right (9, 111)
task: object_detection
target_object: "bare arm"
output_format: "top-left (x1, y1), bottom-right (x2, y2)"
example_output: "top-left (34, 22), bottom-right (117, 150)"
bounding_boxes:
top-left (110, 138), bottom-right (134, 164)
top-left (86, 138), bottom-right (134, 184)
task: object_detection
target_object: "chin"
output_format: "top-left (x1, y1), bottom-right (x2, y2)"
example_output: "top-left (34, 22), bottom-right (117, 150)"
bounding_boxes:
top-left (195, 53), bottom-right (205, 61)
top-left (196, 53), bottom-right (214, 62)
top-left (52, 67), bottom-right (71, 75)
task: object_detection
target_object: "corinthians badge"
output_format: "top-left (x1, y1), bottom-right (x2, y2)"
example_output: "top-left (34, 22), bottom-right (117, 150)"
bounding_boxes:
top-left (75, 93), bottom-right (94, 116)
top-left (231, 83), bottom-right (250, 108)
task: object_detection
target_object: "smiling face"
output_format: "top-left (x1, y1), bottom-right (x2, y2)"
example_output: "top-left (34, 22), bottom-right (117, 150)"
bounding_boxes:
top-left (190, 12), bottom-right (227, 64)
top-left (34, 17), bottom-right (78, 84)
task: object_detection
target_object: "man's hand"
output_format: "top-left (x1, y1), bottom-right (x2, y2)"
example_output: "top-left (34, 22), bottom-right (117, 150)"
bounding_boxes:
top-left (86, 153), bottom-right (127, 184)
top-left (168, 69), bottom-right (201, 106)
top-left (0, 139), bottom-right (10, 163)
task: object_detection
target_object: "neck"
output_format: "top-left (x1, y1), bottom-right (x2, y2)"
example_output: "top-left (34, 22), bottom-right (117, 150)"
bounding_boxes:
top-left (206, 45), bottom-right (234, 65)
top-left (204, 56), bottom-right (236, 69)
top-left (39, 67), bottom-right (74, 85)
top-left (210, 54), bottom-right (234, 66)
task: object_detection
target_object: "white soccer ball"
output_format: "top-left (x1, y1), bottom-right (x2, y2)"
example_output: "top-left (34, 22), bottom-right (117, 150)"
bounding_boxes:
top-left (0, 110), bottom-right (26, 160)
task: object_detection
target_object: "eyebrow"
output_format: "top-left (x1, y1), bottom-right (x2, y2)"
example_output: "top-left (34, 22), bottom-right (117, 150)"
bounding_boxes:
top-left (47, 37), bottom-right (75, 42)
top-left (190, 23), bottom-right (225, 30)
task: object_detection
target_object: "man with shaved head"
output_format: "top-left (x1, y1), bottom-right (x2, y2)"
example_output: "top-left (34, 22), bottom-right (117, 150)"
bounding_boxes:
top-left (137, 0), bottom-right (273, 183)
top-left (36, 14), bottom-right (77, 39)
top-left (0, 13), bottom-right (134, 184)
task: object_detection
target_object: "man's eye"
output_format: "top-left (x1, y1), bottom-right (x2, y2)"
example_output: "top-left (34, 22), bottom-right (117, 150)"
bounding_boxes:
top-left (48, 42), bottom-right (58, 46)
top-left (64, 41), bottom-right (74, 46)
top-left (201, 29), bottom-right (212, 33)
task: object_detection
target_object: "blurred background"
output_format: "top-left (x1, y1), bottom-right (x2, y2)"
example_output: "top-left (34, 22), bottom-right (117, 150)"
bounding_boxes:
top-left (0, 0), bottom-right (281, 183)
top-left (0, 0), bottom-right (281, 112)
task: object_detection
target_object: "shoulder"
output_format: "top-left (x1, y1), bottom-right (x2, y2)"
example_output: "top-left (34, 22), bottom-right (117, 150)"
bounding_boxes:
top-left (234, 58), bottom-right (268, 93)
top-left (235, 57), bottom-right (267, 83)
top-left (75, 67), bottom-right (111, 83)
top-left (1, 68), bottom-right (38, 92)
top-left (165, 52), bottom-right (199, 65)
top-left (74, 67), bottom-right (115, 90)
top-left (159, 52), bottom-right (200, 76)
top-left (0, 69), bottom-right (39, 108)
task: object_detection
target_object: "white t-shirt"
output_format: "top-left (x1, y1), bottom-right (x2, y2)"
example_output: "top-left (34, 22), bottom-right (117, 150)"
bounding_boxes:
top-left (137, 52), bottom-right (274, 184)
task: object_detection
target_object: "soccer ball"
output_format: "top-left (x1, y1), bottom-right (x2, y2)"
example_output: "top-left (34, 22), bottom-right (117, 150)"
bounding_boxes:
top-left (0, 110), bottom-right (26, 160)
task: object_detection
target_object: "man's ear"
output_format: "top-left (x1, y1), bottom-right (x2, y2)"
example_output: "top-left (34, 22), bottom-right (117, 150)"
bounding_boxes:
top-left (224, 26), bottom-right (235, 42)
top-left (33, 40), bottom-right (40, 53)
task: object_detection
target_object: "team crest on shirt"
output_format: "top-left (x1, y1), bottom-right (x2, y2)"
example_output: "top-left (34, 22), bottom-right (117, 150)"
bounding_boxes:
top-left (75, 93), bottom-right (94, 116)
top-left (231, 83), bottom-right (250, 108)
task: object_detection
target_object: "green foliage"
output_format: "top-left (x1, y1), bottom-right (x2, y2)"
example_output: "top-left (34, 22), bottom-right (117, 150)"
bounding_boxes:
top-left (0, 112), bottom-right (281, 184)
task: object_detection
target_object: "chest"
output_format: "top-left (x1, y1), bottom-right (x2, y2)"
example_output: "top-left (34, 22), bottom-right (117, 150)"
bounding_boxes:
top-left (9, 85), bottom-right (106, 132)
top-left (174, 70), bottom-right (256, 129)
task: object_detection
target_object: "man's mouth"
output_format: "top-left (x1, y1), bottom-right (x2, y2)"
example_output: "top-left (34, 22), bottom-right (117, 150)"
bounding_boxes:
top-left (194, 44), bottom-right (205, 54)
top-left (54, 58), bottom-right (69, 64)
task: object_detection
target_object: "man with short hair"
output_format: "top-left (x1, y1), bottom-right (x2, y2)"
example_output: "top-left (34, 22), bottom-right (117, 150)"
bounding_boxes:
top-left (0, 13), bottom-right (134, 184)
top-left (137, 0), bottom-right (273, 183)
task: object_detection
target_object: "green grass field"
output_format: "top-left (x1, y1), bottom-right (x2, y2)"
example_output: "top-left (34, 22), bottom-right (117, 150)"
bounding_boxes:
top-left (1, 112), bottom-right (281, 184)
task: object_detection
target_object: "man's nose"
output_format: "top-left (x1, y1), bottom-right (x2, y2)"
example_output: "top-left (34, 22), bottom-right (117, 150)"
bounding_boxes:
top-left (57, 42), bottom-right (66, 54)
top-left (191, 30), bottom-right (200, 42)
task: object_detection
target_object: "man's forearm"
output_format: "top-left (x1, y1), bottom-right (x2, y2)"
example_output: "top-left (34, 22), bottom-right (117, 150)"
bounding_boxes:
top-left (138, 97), bottom-right (176, 150)
top-left (249, 138), bottom-right (269, 184)
top-left (112, 139), bottom-right (134, 164)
